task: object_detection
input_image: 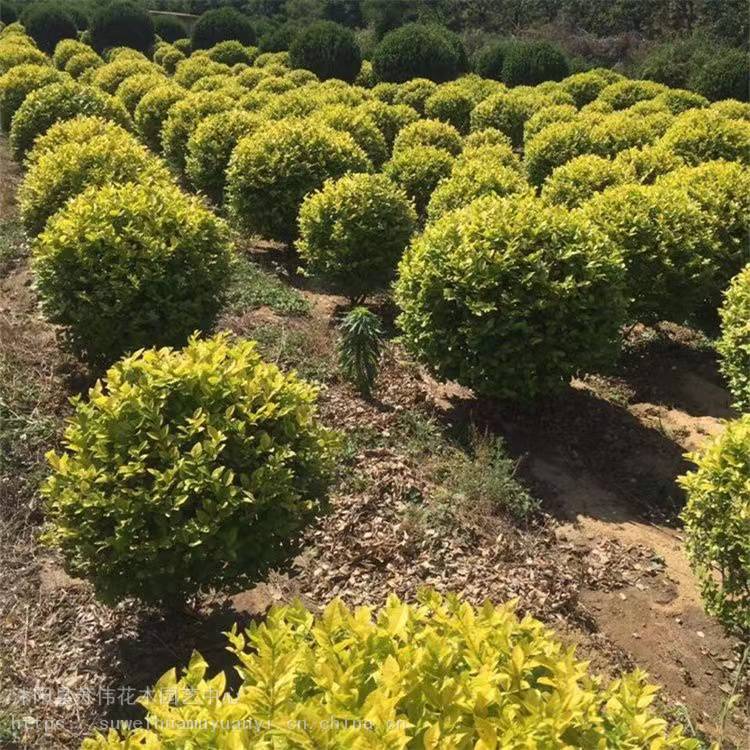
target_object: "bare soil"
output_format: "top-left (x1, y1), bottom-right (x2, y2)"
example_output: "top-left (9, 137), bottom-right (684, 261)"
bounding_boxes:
top-left (0, 135), bottom-right (747, 748)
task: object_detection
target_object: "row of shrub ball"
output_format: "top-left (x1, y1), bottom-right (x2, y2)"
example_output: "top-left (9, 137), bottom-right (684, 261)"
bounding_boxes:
top-left (0, 27), bottom-right (747, 747)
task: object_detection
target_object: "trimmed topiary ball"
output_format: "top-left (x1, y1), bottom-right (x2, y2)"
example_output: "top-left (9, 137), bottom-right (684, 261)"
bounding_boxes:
top-left (474, 40), bottom-right (512, 81)
top-left (597, 79), bottom-right (668, 110)
top-left (383, 144), bottom-right (454, 218)
top-left (227, 119), bottom-right (371, 244)
top-left (427, 159), bottom-right (529, 221)
top-left (185, 109), bottom-right (261, 203)
top-left (358, 99), bottom-right (419, 149)
top-left (90, 1), bottom-right (155, 54)
top-left (612, 144), bottom-right (684, 184)
top-left (717, 266), bottom-right (750, 412)
top-left (192, 7), bottom-right (256, 50)
top-left (690, 49), bottom-right (749, 102)
top-left (542, 154), bottom-right (632, 209)
top-left (524, 118), bottom-right (596, 187)
top-left (115, 71), bottom-right (166, 115)
top-left (523, 103), bottom-right (578, 143)
top-left (173, 55), bottom-right (230, 88)
top-left (159, 46), bottom-right (185, 74)
top-left (392, 77), bottom-right (437, 114)
top-left (372, 23), bottom-right (465, 84)
top-left (310, 105), bottom-right (388, 167)
top-left (42, 333), bottom-right (337, 605)
top-left (152, 14), bottom-right (185, 44)
top-left (582, 183), bottom-right (716, 326)
top-left (91, 58), bottom-right (159, 94)
top-left (560, 70), bottom-right (612, 107)
top-left (395, 195), bottom-right (625, 400)
top-left (0, 40), bottom-right (48, 74)
top-left (658, 109), bottom-right (750, 165)
top-left (32, 181), bottom-right (233, 366)
top-left (679, 414), bottom-right (750, 632)
top-left (297, 172), bottom-right (416, 301)
top-left (0, 63), bottom-right (64, 131)
top-left (19, 129), bottom-right (171, 235)
top-left (501, 41), bottom-right (569, 86)
top-left (134, 81), bottom-right (186, 151)
top-left (64, 49), bottom-right (102, 80)
top-left (10, 81), bottom-right (131, 160)
top-left (424, 84), bottom-right (478, 134)
top-left (205, 39), bottom-right (254, 66)
top-left (161, 90), bottom-right (234, 171)
top-left (289, 20), bottom-right (361, 83)
top-left (52, 38), bottom-right (90, 69)
top-left (711, 99), bottom-right (750, 120)
top-left (392, 118), bottom-right (462, 156)
top-left (24, 2), bottom-right (77, 54)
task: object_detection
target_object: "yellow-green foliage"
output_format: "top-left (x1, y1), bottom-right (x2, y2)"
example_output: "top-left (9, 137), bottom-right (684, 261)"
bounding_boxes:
top-left (653, 88), bottom-right (709, 114)
top-left (524, 118), bottom-right (596, 187)
top-left (205, 39), bottom-right (254, 66)
top-left (32, 181), bottom-right (233, 365)
top-left (10, 81), bottom-right (132, 160)
top-left (612, 144), bottom-right (685, 184)
top-left (0, 41), bottom-right (48, 74)
top-left (427, 158), bottom-right (530, 220)
top-left (424, 79), bottom-right (493, 134)
top-left (582, 183), bottom-right (716, 326)
top-left (717, 266), bottom-right (750, 412)
top-left (52, 38), bottom-right (90, 70)
top-left (457, 142), bottom-right (522, 174)
top-left (656, 161), bottom-right (750, 320)
top-left (42, 334), bottom-right (336, 604)
top-left (173, 55), bottom-right (230, 87)
top-left (91, 58), bottom-right (160, 94)
top-left (64, 49), bottom-right (102, 80)
top-left (392, 117), bottom-right (462, 156)
top-left (253, 50), bottom-right (289, 68)
top-left (523, 103), bottom-right (577, 143)
top-left (383, 145), bottom-right (455, 217)
top-left (542, 154), bottom-right (632, 209)
top-left (372, 80), bottom-right (398, 103)
top-left (190, 72), bottom-right (233, 92)
top-left (133, 81), bottom-right (186, 151)
top-left (310, 105), bottom-right (387, 167)
top-left (114, 71), bottom-right (166, 114)
top-left (235, 65), bottom-right (269, 90)
top-left (590, 110), bottom-right (673, 157)
top-left (679, 415), bottom-right (750, 633)
top-left (560, 69), bottom-right (613, 107)
top-left (161, 90), bottom-right (234, 170)
top-left (298, 172), bottom-right (416, 301)
top-left (596, 79), bottom-right (667, 110)
top-left (659, 109), bottom-right (750, 165)
top-left (393, 77), bottom-right (437, 113)
top-left (395, 195), bottom-right (625, 400)
top-left (710, 99), bottom-right (750, 120)
top-left (81, 591), bottom-right (698, 748)
top-left (463, 126), bottom-right (512, 149)
top-left (25, 115), bottom-right (130, 165)
top-left (20, 130), bottom-right (171, 235)
top-left (106, 47), bottom-right (148, 63)
top-left (357, 100), bottom-right (419, 149)
top-left (253, 74), bottom-right (297, 95)
top-left (0, 63), bottom-right (65, 130)
top-left (158, 46), bottom-right (185, 74)
top-left (186, 109), bottom-right (261, 202)
top-left (227, 119), bottom-right (371, 243)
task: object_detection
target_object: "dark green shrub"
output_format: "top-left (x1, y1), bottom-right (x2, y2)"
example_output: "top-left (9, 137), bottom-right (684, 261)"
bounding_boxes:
top-left (0, 63), bottom-right (64, 131)
top-left (338, 307), bottom-right (384, 396)
top-left (501, 41), bottom-right (569, 86)
top-left (372, 23), bottom-right (465, 83)
top-left (583, 183), bottom-right (716, 325)
top-left (23, 3), bottom-right (77, 54)
top-left (395, 195), bottom-right (625, 401)
top-left (689, 49), bottom-right (749, 102)
top-left (192, 7), bottom-right (256, 51)
top-left (90, 1), bottom-right (154, 54)
top-left (19, 128), bottom-right (171, 235)
top-left (133, 81), bottom-right (185, 151)
top-left (152, 14), bottom-right (185, 44)
top-left (32, 181), bottom-right (233, 366)
top-left (185, 109), bottom-right (261, 203)
top-left (289, 20), bottom-right (361, 83)
top-left (679, 414), bottom-right (750, 633)
top-left (474, 39), bottom-right (512, 81)
top-left (258, 21), bottom-right (297, 53)
top-left (383, 144), bottom-right (454, 217)
top-left (42, 333), bottom-right (336, 604)
top-left (227, 119), bottom-right (371, 243)
top-left (10, 81), bottom-right (131, 160)
top-left (0, 2), bottom-right (18, 24)
top-left (297, 172), bottom-right (416, 301)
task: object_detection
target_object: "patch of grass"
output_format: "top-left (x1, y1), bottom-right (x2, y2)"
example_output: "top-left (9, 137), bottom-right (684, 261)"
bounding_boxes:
top-left (0, 219), bottom-right (26, 276)
top-left (225, 253), bottom-right (310, 317)
top-left (250, 321), bottom-right (335, 383)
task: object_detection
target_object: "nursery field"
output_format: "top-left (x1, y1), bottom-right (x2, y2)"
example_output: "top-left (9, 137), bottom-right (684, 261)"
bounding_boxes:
top-left (0, 10), bottom-right (749, 750)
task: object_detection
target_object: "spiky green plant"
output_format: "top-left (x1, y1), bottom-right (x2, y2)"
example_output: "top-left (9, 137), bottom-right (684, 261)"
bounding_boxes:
top-left (338, 306), bottom-right (384, 397)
